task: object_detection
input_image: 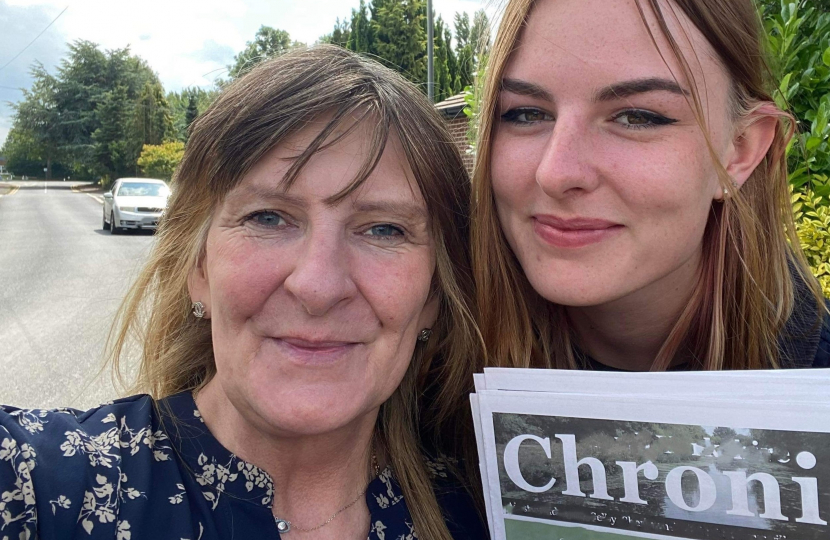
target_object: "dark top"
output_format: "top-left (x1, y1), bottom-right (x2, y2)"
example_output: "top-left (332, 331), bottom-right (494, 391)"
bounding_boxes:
top-left (0, 391), bottom-right (486, 539)
top-left (580, 293), bottom-right (830, 371)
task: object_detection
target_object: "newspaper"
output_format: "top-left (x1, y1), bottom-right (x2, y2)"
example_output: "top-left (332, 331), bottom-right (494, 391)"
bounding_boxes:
top-left (471, 368), bottom-right (830, 540)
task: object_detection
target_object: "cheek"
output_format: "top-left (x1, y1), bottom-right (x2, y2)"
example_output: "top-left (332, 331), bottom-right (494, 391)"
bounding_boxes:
top-left (356, 251), bottom-right (434, 331)
top-left (208, 238), bottom-right (291, 325)
top-left (490, 132), bottom-right (544, 205)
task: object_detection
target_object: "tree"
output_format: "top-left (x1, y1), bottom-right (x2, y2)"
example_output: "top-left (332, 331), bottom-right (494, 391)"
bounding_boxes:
top-left (184, 95), bottom-right (199, 140)
top-left (10, 64), bottom-right (63, 179)
top-left (371, 0), bottom-right (427, 84)
top-left (455, 10), bottom-right (490, 90)
top-left (137, 141), bottom-right (185, 180)
top-left (92, 86), bottom-right (132, 181)
top-left (167, 87), bottom-right (218, 142)
top-left (347, 0), bottom-right (372, 53)
top-left (228, 26), bottom-right (303, 80)
top-left (321, 18), bottom-right (351, 47)
top-left (132, 81), bottom-right (174, 151)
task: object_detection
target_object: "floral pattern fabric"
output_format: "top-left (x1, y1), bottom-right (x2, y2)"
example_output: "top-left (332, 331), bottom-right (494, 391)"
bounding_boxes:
top-left (0, 392), bottom-right (485, 540)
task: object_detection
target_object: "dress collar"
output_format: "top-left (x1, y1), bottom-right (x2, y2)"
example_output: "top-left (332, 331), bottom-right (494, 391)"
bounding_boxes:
top-left (158, 392), bottom-right (403, 516)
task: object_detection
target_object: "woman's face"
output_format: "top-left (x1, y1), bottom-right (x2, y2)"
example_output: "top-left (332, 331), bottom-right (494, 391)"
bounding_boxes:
top-left (190, 120), bottom-right (438, 437)
top-left (491, 0), bottom-right (734, 308)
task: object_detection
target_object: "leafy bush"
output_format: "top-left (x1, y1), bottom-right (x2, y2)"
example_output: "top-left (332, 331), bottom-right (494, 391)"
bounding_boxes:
top-left (793, 190), bottom-right (830, 297)
top-left (136, 141), bottom-right (184, 180)
top-left (763, 1), bottom-right (830, 297)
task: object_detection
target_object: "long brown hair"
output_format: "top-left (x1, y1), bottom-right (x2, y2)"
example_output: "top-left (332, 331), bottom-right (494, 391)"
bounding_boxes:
top-left (472, 0), bottom-right (825, 371)
top-left (108, 45), bottom-right (481, 540)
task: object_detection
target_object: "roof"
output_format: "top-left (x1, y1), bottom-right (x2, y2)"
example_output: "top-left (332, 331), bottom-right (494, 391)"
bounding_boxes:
top-left (434, 94), bottom-right (468, 120)
top-left (116, 177), bottom-right (167, 183)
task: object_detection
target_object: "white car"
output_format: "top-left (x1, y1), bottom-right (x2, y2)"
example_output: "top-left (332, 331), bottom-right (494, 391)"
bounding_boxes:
top-left (103, 178), bottom-right (170, 234)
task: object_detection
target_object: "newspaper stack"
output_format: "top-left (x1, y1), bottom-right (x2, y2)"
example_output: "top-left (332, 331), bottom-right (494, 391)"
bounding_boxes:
top-left (471, 368), bottom-right (830, 540)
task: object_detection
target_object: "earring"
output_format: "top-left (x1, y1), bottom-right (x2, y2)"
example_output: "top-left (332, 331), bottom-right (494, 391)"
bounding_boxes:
top-left (417, 328), bottom-right (432, 342)
top-left (192, 301), bottom-right (206, 318)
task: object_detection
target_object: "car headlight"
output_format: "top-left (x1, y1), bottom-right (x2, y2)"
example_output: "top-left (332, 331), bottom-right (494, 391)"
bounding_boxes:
top-left (118, 206), bottom-right (137, 213)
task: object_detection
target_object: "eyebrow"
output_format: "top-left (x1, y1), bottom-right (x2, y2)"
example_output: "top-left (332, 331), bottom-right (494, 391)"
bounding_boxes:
top-left (500, 77), bottom-right (690, 104)
top-left (351, 200), bottom-right (428, 221)
top-left (501, 78), bottom-right (554, 101)
top-left (228, 185), bottom-right (306, 207)
top-left (228, 185), bottom-right (427, 220)
top-left (594, 77), bottom-right (690, 102)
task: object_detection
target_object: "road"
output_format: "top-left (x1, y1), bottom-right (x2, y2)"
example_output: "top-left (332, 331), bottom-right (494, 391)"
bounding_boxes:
top-left (0, 180), bottom-right (154, 409)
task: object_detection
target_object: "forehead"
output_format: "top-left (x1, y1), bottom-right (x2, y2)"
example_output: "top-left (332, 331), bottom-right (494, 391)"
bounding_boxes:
top-left (509, 0), bottom-right (728, 102)
top-left (227, 117), bottom-right (424, 209)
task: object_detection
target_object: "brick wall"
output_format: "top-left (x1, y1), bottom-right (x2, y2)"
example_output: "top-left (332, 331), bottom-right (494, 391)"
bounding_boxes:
top-left (445, 116), bottom-right (474, 174)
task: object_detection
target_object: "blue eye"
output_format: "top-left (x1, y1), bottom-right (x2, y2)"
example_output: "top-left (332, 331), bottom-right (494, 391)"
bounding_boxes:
top-left (501, 108), bottom-right (554, 124)
top-left (246, 211), bottom-right (286, 227)
top-left (612, 109), bottom-right (677, 129)
top-left (365, 224), bottom-right (404, 238)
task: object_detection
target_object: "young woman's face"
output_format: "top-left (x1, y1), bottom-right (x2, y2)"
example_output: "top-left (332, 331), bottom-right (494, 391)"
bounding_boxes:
top-left (491, 0), bottom-right (735, 308)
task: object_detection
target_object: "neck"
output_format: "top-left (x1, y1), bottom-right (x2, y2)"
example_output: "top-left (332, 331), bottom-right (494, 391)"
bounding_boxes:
top-left (567, 255), bottom-right (700, 371)
top-left (195, 380), bottom-right (377, 538)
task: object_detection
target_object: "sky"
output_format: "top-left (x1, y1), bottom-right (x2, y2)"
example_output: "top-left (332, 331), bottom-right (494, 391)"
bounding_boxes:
top-left (0, 0), bottom-right (492, 148)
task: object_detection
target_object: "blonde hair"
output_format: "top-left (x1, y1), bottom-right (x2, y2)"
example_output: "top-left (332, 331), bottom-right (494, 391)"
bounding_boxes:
top-left (472, 0), bottom-right (826, 371)
top-left (108, 46), bottom-right (482, 540)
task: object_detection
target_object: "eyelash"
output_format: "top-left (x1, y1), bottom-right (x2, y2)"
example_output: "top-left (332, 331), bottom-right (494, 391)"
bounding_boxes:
top-left (500, 107), bottom-right (553, 125)
top-left (500, 107), bottom-right (678, 130)
top-left (244, 210), bottom-right (288, 228)
top-left (611, 109), bottom-right (678, 130)
top-left (363, 224), bottom-right (406, 241)
top-left (244, 211), bottom-right (406, 241)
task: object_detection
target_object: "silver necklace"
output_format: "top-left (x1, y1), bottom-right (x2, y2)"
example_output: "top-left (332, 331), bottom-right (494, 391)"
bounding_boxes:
top-left (274, 450), bottom-right (380, 534)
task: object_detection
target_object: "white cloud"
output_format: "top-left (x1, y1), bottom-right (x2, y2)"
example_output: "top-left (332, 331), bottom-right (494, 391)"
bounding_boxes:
top-left (0, 0), bottom-right (493, 147)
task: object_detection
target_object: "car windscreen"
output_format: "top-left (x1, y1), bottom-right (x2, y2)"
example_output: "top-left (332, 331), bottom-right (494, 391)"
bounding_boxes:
top-left (117, 183), bottom-right (169, 197)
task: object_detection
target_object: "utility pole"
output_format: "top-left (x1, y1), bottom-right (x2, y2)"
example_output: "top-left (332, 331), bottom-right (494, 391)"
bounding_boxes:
top-left (427, 0), bottom-right (434, 102)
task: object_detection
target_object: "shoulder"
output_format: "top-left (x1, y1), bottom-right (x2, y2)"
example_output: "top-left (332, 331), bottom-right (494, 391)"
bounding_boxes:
top-left (0, 394), bottom-right (158, 451)
top-left (425, 456), bottom-right (488, 540)
top-left (778, 273), bottom-right (830, 368)
top-left (0, 395), bottom-right (163, 537)
top-left (813, 300), bottom-right (830, 367)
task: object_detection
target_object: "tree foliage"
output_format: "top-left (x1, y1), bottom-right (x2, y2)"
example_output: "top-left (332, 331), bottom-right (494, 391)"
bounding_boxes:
top-left (762, 0), bottom-right (830, 295)
top-left (325, 1), bottom-right (490, 102)
top-left (1, 40), bottom-right (164, 183)
top-left (137, 141), bottom-right (185, 180)
top-left (227, 26), bottom-right (304, 80)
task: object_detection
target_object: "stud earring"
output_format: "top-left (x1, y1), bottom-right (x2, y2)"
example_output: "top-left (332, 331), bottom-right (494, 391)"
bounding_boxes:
top-left (417, 328), bottom-right (432, 342)
top-left (192, 301), bottom-right (206, 318)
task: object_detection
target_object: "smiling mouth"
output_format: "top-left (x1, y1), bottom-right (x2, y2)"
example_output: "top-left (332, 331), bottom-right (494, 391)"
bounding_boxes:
top-left (532, 215), bottom-right (623, 248)
top-left (272, 337), bottom-right (361, 365)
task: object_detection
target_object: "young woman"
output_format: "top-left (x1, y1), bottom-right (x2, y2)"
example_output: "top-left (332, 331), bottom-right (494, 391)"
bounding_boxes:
top-left (472, 0), bottom-right (830, 371)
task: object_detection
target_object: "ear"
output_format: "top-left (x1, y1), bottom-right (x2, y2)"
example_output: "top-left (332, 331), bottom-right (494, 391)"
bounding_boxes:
top-left (187, 255), bottom-right (211, 319)
top-left (721, 104), bottom-right (779, 196)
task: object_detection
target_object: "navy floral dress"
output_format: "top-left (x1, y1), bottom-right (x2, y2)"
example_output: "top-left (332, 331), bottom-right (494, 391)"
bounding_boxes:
top-left (0, 392), bottom-right (485, 540)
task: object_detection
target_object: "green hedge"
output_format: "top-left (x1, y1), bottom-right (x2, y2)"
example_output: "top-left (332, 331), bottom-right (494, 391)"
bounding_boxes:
top-left (764, 1), bottom-right (830, 296)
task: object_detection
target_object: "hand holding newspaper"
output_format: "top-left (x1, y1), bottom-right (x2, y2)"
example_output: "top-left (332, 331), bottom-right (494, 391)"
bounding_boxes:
top-left (471, 368), bottom-right (830, 540)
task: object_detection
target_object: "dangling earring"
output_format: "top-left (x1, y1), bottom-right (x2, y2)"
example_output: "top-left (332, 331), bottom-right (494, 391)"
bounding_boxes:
top-left (417, 328), bottom-right (432, 342)
top-left (192, 301), bottom-right (206, 318)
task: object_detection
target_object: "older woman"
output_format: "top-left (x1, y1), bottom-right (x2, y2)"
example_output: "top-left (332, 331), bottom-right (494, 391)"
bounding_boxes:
top-left (0, 46), bottom-right (484, 540)
top-left (472, 0), bottom-right (829, 372)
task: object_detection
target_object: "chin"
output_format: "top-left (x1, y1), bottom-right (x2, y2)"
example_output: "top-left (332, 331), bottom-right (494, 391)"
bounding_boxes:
top-left (526, 275), bottom-right (624, 308)
top-left (249, 385), bottom-right (375, 436)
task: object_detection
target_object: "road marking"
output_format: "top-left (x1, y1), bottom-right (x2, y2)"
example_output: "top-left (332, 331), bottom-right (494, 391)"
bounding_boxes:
top-left (0, 184), bottom-right (20, 198)
top-left (86, 193), bottom-right (104, 204)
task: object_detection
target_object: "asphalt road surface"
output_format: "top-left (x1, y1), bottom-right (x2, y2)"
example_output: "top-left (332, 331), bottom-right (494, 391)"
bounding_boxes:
top-left (0, 180), bottom-right (154, 409)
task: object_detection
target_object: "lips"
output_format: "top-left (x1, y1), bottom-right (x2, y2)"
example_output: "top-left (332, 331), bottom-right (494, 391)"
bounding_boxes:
top-left (270, 336), bottom-right (361, 365)
top-left (532, 215), bottom-right (623, 248)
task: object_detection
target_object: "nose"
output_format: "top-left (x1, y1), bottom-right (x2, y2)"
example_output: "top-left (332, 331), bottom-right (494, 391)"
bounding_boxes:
top-left (283, 227), bottom-right (357, 317)
top-left (534, 115), bottom-right (601, 198)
